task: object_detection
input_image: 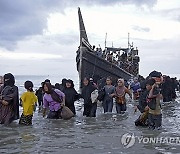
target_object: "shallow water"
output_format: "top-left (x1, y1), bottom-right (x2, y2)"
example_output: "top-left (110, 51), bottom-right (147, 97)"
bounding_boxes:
top-left (1, 95), bottom-right (180, 154)
top-left (0, 76), bottom-right (180, 154)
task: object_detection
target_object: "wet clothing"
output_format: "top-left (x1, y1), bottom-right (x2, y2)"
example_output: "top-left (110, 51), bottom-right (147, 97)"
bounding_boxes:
top-left (148, 113), bottom-right (162, 129)
top-left (102, 85), bottom-right (115, 113)
top-left (161, 80), bottom-right (173, 102)
top-left (35, 87), bottom-right (43, 106)
top-left (63, 87), bottom-right (79, 114)
top-left (81, 84), bottom-right (96, 117)
top-left (47, 110), bottom-right (62, 119)
top-left (19, 114), bottom-right (33, 125)
top-left (115, 86), bottom-right (131, 113)
top-left (43, 89), bottom-right (65, 112)
top-left (0, 86), bottom-right (14, 103)
top-left (137, 90), bottom-right (149, 113)
top-left (21, 91), bottom-right (37, 116)
top-left (0, 85), bottom-right (19, 125)
top-left (135, 111), bottom-right (148, 127)
top-left (146, 88), bottom-right (162, 129)
top-left (19, 91), bottom-right (37, 125)
top-left (116, 103), bottom-right (126, 114)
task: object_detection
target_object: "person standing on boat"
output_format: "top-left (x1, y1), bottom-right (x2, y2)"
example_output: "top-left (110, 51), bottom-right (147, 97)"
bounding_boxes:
top-left (114, 79), bottom-right (132, 114)
top-left (63, 79), bottom-right (80, 115)
top-left (0, 73), bottom-right (19, 125)
top-left (81, 77), bottom-right (97, 117)
top-left (102, 77), bottom-right (115, 113)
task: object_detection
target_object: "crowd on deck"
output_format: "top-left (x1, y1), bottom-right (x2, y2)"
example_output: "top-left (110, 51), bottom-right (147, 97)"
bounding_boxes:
top-left (0, 71), bottom-right (179, 130)
top-left (93, 47), bottom-right (139, 75)
top-left (77, 46), bottom-right (139, 75)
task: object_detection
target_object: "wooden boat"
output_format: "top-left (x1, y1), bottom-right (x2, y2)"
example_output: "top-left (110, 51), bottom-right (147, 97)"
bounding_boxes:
top-left (76, 8), bottom-right (140, 88)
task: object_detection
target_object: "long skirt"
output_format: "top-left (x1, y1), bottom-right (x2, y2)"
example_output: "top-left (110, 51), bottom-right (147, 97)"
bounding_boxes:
top-left (83, 103), bottom-right (97, 117)
top-left (0, 104), bottom-right (14, 125)
top-left (19, 114), bottom-right (33, 125)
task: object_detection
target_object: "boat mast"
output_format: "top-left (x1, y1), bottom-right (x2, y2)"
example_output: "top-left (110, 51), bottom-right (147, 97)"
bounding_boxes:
top-left (105, 32), bottom-right (107, 48)
top-left (78, 7), bottom-right (89, 47)
top-left (78, 7), bottom-right (90, 89)
top-left (128, 32), bottom-right (130, 49)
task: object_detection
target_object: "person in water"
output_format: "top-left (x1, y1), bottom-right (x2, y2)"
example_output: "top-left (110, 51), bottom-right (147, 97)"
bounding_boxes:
top-left (146, 78), bottom-right (162, 130)
top-left (43, 82), bottom-right (65, 119)
top-left (81, 77), bottom-right (97, 117)
top-left (59, 78), bottom-right (67, 91)
top-left (63, 79), bottom-right (80, 115)
top-left (102, 77), bottom-right (115, 113)
top-left (134, 78), bottom-right (149, 127)
top-left (0, 73), bottom-right (19, 125)
top-left (129, 77), bottom-right (141, 101)
top-left (19, 81), bottom-right (37, 125)
top-left (114, 78), bottom-right (132, 114)
top-left (35, 82), bottom-right (44, 109)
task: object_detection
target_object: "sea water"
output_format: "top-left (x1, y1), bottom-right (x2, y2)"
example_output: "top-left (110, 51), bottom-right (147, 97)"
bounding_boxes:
top-left (0, 75), bottom-right (180, 154)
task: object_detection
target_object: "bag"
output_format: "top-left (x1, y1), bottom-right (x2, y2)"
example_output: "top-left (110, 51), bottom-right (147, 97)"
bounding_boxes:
top-left (116, 96), bottom-right (125, 104)
top-left (60, 106), bottom-right (74, 120)
top-left (97, 87), bottom-right (105, 101)
top-left (91, 89), bottom-right (98, 103)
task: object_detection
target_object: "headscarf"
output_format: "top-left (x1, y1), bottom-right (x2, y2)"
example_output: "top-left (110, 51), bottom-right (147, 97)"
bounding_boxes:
top-left (116, 78), bottom-right (126, 96)
top-left (4, 73), bottom-right (15, 87)
top-left (43, 82), bottom-right (62, 103)
top-left (66, 79), bottom-right (74, 88)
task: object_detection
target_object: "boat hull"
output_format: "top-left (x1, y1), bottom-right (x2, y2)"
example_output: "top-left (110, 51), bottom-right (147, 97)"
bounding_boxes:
top-left (76, 47), bottom-right (133, 87)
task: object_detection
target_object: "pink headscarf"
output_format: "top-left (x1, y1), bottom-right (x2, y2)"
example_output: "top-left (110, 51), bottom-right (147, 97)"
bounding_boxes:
top-left (116, 78), bottom-right (126, 97)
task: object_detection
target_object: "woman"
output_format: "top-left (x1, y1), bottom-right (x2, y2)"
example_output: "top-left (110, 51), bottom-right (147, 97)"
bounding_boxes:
top-left (81, 77), bottom-right (97, 117)
top-left (43, 82), bottom-right (65, 119)
top-left (102, 77), bottom-right (115, 113)
top-left (115, 78), bottom-right (132, 114)
top-left (0, 73), bottom-right (19, 125)
top-left (63, 79), bottom-right (79, 115)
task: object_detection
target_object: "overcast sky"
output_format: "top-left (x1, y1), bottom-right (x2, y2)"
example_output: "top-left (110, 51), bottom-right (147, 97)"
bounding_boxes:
top-left (0, 0), bottom-right (180, 78)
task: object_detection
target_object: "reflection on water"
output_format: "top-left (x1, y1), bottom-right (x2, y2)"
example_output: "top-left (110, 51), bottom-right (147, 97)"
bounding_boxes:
top-left (0, 93), bottom-right (180, 154)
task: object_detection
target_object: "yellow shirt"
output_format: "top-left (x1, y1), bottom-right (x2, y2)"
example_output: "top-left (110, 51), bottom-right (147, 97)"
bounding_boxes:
top-left (21, 91), bottom-right (38, 116)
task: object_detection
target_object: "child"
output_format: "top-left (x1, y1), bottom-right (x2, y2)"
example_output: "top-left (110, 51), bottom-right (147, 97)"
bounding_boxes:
top-left (19, 81), bottom-right (37, 125)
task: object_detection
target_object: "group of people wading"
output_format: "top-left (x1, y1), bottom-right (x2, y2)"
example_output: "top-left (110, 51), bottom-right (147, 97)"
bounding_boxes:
top-left (0, 71), bottom-right (179, 130)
